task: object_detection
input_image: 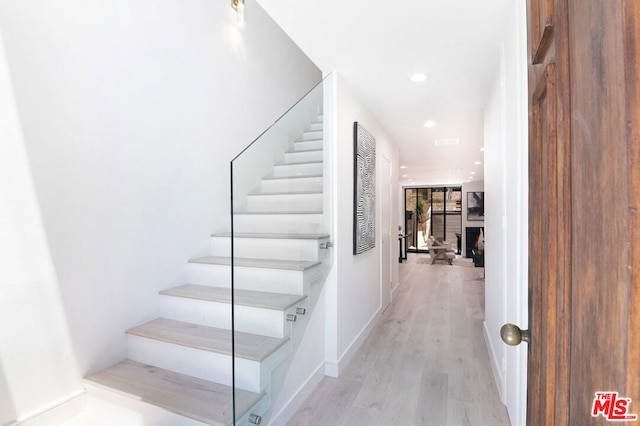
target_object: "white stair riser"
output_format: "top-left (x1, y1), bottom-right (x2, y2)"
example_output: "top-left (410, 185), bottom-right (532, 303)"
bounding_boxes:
top-left (126, 335), bottom-right (291, 393)
top-left (302, 130), bottom-right (322, 140)
top-left (260, 176), bottom-right (323, 193)
top-left (83, 387), bottom-right (208, 426)
top-left (246, 193), bottom-right (323, 213)
top-left (158, 295), bottom-right (292, 338)
top-left (187, 263), bottom-right (315, 295)
top-left (233, 213), bottom-right (323, 234)
top-left (273, 162), bottom-right (323, 178)
top-left (309, 122), bottom-right (323, 131)
top-left (127, 335), bottom-right (235, 388)
top-left (293, 139), bottom-right (322, 151)
top-left (283, 150), bottom-right (323, 163)
top-left (210, 236), bottom-right (322, 261)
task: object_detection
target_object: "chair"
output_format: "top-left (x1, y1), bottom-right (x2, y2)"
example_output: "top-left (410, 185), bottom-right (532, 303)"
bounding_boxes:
top-left (426, 236), bottom-right (456, 265)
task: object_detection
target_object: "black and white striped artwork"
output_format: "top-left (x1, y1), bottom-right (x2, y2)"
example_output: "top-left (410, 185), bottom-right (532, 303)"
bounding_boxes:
top-left (353, 122), bottom-right (376, 255)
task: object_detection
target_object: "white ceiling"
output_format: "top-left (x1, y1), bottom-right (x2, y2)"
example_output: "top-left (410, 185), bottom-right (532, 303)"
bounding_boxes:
top-left (256, 0), bottom-right (513, 185)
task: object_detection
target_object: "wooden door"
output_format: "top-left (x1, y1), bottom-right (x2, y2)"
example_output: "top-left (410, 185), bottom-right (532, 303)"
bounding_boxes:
top-left (526, 0), bottom-right (639, 424)
top-left (527, 0), bottom-right (640, 425)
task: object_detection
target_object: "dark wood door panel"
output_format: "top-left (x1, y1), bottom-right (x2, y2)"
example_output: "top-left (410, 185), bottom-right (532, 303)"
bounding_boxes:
top-left (567, 0), bottom-right (636, 423)
top-left (529, 62), bottom-right (569, 425)
top-left (529, 0), bottom-right (555, 64)
top-left (526, 0), bottom-right (640, 424)
top-left (624, 0), bottom-right (640, 406)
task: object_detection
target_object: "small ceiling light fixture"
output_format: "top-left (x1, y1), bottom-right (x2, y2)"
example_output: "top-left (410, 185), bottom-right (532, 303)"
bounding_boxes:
top-left (474, 161), bottom-right (482, 165)
top-left (480, 147), bottom-right (485, 151)
top-left (470, 171), bottom-right (476, 175)
top-left (400, 165), bottom-right (408, 169)
top-left (232, 0), bottom-right (245, 27)
top-left (424, 120), bottom-right (437, 128)
top-left (434, 138), bottom-right (459, 146)
top-left (410, 73), bottom-right (428, 83)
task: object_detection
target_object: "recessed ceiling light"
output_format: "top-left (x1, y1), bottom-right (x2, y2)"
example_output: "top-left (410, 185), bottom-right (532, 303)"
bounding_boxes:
top-left (470, 171), bottom-right (476, 175)
top-left (435, 138), bottom-right (459, 146)
top-left (424, 120), bottom-right (437, 128)
top-left (480, 147), bottom-right (485, 151)
top-left (400, 165), bottom-right (407, 169)
top-left (402, 174), bottom-right (408, 178)
top-left (474, 161), bottom-right (482, 165)
top-left (410, 73), bottom-right (428, 83)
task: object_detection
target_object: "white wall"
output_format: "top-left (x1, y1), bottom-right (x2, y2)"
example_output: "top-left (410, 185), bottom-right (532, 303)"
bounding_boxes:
top-left (0, 0), bottom-right (320, 422)
top-left (483, 1), bottom-right (528, 425)
top-left (326, 73), bottom-right (400, 373)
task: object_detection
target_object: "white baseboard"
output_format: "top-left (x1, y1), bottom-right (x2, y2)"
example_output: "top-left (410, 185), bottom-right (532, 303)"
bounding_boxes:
top-left (268, 363), bottom-right (325, 426)
top-left (335, 306), bottom-right (382, 376)
top-left (324, 360), bottom-right (339, 378)
top-left (271, 306), bottom-right (382, 423)
top-left (484, 320), bottom-right (505, 404)
top-left (17, 391), bottom-right (87, 425)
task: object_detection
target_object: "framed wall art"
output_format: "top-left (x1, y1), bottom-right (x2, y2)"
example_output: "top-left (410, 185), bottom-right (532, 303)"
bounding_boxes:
top-left (353, 122), bottom-right (376, 254)
top-left (467, 191), bottom-right (485, 221)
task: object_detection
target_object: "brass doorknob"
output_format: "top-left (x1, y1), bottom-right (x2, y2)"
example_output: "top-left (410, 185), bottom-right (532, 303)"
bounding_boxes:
top-left (500, 323), bottom-right (530, 346)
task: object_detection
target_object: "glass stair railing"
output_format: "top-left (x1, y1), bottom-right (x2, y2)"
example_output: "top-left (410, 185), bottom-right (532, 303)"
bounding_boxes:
top-left (230, 75), bottom-right (333, 425)
top-left (82, 75), bottom-right (332, 426)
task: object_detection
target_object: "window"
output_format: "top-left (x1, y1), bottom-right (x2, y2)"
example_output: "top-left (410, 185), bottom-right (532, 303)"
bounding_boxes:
top-left (404, 186), bottom-right (462, 253)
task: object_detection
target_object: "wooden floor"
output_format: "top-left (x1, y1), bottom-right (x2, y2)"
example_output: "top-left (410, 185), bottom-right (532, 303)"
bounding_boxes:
top-left (287, 254), bottom-right (511, 426)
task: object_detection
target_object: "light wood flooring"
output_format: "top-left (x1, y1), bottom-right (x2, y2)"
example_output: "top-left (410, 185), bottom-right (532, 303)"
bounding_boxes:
top-left (287, 254), bottom-right (511, 426)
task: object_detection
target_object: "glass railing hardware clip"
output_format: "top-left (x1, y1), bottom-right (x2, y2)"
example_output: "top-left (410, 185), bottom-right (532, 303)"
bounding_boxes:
top-left (286, 314), bottom-right (297, 322)
top-left (248, 413), bottom-right (262, 425)
top-left (319, 241), bottom-right (334, 249)
top-left (296, 307), bottom-right (306, 315)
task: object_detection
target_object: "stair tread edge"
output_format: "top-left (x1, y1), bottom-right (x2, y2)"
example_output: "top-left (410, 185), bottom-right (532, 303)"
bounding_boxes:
top-left (160, 284), bottom-right (307, 310)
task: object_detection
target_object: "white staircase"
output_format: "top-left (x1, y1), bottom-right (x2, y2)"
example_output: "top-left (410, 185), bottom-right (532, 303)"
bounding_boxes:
top-left (84, 115), bottom-right (329, 425)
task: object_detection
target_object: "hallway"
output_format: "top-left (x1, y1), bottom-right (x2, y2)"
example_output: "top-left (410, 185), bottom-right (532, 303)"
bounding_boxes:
top-left (287, 255), bottom-right (510, 425)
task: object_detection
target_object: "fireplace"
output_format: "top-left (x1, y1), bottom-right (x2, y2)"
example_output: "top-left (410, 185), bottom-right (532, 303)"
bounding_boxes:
top-left (465, 227), bottom-right (484, 258)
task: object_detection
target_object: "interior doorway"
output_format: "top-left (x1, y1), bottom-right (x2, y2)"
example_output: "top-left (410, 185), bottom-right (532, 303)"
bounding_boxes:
top-left (404, 186), bottom-right (462, 253)
top-left (380, 156), bottom-right (392, 311)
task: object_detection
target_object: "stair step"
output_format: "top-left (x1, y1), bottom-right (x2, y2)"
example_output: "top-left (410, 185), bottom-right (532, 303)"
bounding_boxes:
top-left (283, 149), bottom-right (323, 163)
top-left (127, 318), bottom-right (288, 362)
top-left (248, 190), bottom-right (323, 196)
top-left (161, 284), bottom-right (306, 311)
top-left (293, 147), bottom-right (322, 153)
top-left (309, 122), bottom-right (323, 131)
top-left (187, 255), bottom-right (323, 295)
top-left (302, 130), bottom-right (323, 140)
top-left (272, 161), bottom-right (323, 177)
top-left (211, 232), bottom-right (329, 240)
top-left (261, 173), bottom-right (323, 181)
top-left (233, 211), bottom-right (324, 234)
top-left (84, 359), bottom-right (263, 426)
top-left (126, 318), bottom-right (290, 392)
top-left (293, 139), bottom-right (322, 151)
top-left (189, 256), bottom-right (321, 271)
top-left (209, 233), bottom-right (330, 262)
top-left (246, 191), bottom-right (323, 213)
top-left (159, 285), bottom-right (307, 338)
top-left (260, 174), bottom-right (322, 193)
top-left (274, 159), bottom-right (323, 167)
